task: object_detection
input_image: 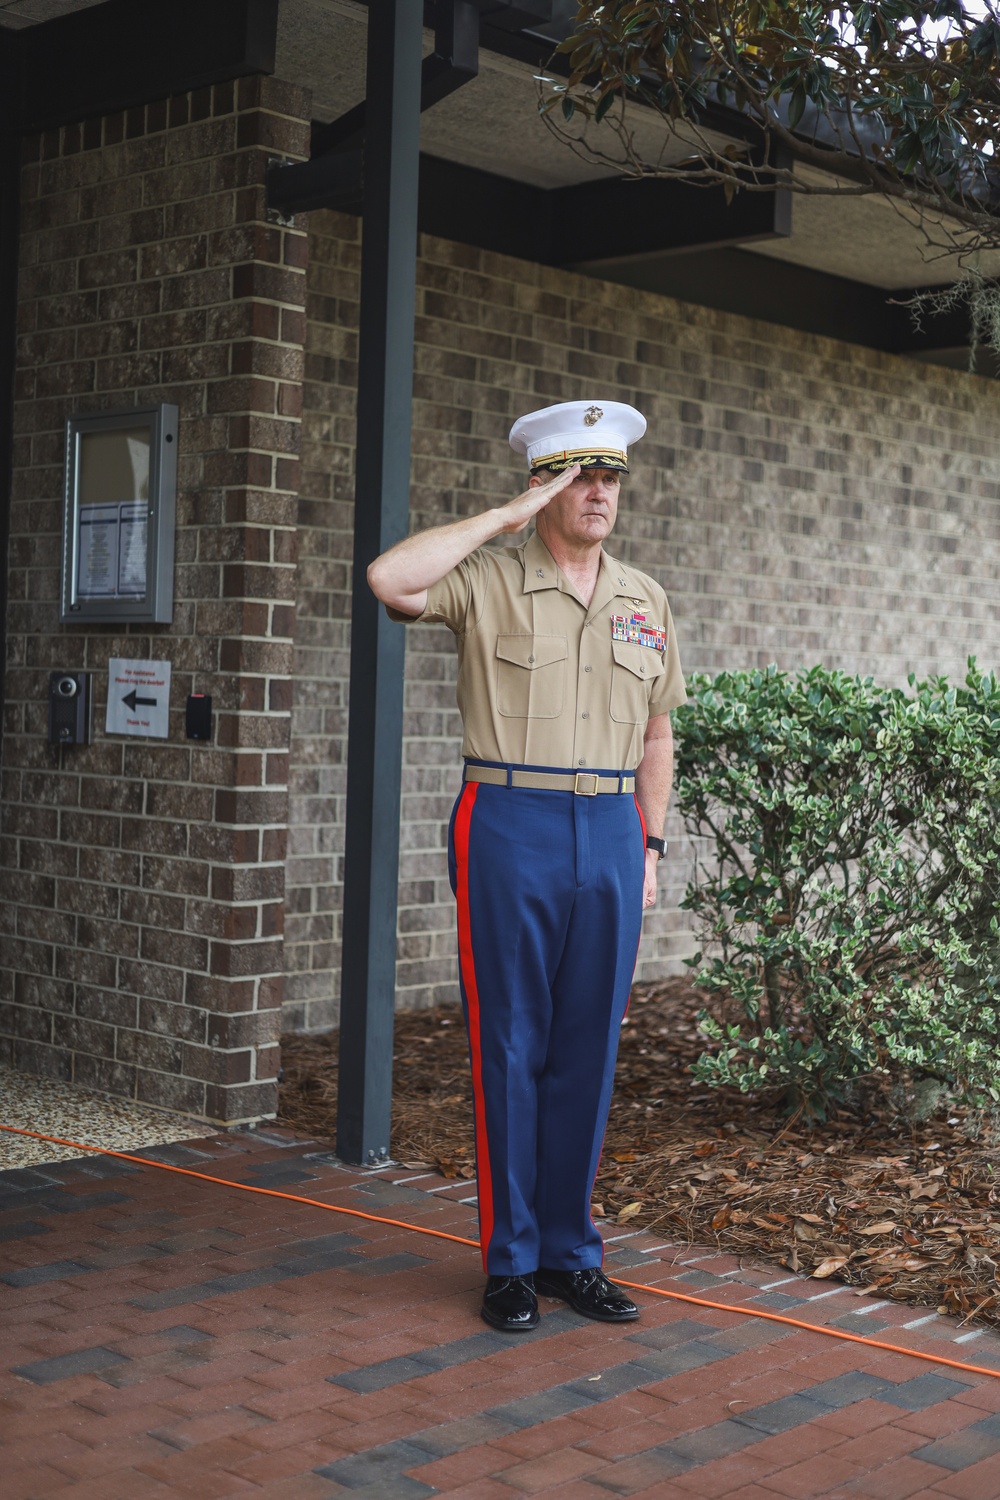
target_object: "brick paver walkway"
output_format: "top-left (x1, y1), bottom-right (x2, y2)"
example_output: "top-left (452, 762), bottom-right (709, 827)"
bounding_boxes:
top-left (3, 1125), bottom-right (1000, 1499)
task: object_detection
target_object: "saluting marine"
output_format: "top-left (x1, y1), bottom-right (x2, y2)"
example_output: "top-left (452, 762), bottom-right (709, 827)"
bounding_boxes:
top-left (368, 399), bottom-right (686, 1331)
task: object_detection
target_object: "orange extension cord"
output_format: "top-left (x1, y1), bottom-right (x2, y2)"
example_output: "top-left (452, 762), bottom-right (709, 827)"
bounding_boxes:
top-left (2, 1121), bottom-right (999, 1385)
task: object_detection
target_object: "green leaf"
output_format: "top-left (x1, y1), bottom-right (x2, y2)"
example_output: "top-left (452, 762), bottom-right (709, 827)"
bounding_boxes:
top-left (787, 84), bottom-right (807, 131)
top-left (676, 662), bottom-right (1000, 1112)
top-left (594, 88), bottom-right (619, 124)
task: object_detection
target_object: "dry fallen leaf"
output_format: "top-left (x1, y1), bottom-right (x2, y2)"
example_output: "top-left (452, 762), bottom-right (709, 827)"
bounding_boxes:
top-left (279, 979), bottom-right (1000, 1336)
top-left (618, 1201), bottom-right (643, 1220)
top-left (812, 1255), bottom-right (850, 1279)
top-left (871, 1255), bottom-right (936, 1271)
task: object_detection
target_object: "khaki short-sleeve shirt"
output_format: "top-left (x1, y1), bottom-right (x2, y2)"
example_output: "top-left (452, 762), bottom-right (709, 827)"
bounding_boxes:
top-left (399, 531), bottom-right (686, 770)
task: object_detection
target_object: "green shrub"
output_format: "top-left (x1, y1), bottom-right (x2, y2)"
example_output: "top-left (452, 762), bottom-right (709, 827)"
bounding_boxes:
top-left (672, 661), bottom-right (1000, 1117)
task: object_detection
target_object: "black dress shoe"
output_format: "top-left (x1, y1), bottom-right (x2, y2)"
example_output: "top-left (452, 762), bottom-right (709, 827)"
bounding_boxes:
top-left (535, 1266), bottom-right (639, 1322)
top-left (481, 1273), bottom-right (539, 1332)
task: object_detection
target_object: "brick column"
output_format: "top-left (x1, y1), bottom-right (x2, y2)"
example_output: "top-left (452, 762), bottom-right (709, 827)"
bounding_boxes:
top-left (0, 76), bottom-right (310, 1123)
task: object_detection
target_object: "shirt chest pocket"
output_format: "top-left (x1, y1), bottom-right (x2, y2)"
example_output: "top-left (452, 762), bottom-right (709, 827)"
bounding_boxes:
top-left (495, 634), bottom-right (568, 718)
top-left (610, 640), bottom-right (666, 723)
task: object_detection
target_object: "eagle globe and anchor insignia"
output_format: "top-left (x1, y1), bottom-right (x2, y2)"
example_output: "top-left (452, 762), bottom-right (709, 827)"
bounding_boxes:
top-left (583, 405), bottom-right (604, 426)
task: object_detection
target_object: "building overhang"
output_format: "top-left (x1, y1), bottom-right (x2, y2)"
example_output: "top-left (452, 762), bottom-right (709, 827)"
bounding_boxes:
top-left (1, 0), bottom-right (996, 376)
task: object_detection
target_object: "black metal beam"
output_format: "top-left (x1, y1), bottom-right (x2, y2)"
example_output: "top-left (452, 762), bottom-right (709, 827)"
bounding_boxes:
top-left (414, 155), bottom-right (792, 264)
top-left (336, 0), bottom-right (424, 1167)
top-left (562, 165), bottom-right (792, 264)
top-left (418, 154), bottom-right (546, 259)
top-left (271, 144), bottom-right (793, 258)
top-left (597, 246), bottom-right (902, 347)
top-left (583, 242), bottom-right (987, 360)
top-left (14, 0), bottom-right (278, 134)
top-left (0, 27), bottom-right (20, 749)
top-left (267, 149), bottom-right (365, 222)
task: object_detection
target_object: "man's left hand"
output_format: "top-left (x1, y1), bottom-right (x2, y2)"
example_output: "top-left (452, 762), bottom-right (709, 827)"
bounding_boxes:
top-left (643, 849), bottom-right (659, 909)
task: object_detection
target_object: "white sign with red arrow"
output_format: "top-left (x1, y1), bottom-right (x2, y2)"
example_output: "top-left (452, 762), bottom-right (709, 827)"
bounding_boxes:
top-left (106, 657), bottom-right (171, 739)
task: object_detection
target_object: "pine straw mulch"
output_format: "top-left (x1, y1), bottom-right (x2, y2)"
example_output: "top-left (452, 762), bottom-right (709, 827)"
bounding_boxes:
top-left (278, 978), bottom-right (1000, 1330)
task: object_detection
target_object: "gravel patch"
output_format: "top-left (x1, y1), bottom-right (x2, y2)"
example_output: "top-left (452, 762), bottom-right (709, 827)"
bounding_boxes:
top-left (0, 1064), bottom-right (208, 1169)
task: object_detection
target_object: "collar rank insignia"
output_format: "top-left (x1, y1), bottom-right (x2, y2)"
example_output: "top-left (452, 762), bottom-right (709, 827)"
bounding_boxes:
top-left (612, 612), bottom-right (667, 651)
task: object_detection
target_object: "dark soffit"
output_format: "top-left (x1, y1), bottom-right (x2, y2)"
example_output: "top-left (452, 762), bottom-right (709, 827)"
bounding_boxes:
top-left (415, 153), bottom-right (791, 265)
top-left (11, 0), bottom-right (279, 133)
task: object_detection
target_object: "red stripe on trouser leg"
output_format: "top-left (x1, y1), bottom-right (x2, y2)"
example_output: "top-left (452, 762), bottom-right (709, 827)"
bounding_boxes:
top-left (624, 791), bottom-right (649, 1023)
top-left (453, 783), bottom-right (494, 1272)
top-left (633, 793), bottom-right (647, 845)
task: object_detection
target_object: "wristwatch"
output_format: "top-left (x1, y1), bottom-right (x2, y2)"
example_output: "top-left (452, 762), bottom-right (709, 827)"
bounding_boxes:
top-left (645, 836), bottom-right (667, 860)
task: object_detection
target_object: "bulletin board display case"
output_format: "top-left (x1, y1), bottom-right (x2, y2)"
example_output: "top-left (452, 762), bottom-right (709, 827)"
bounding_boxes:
top-left (60, 404), bottom-right (178, 624)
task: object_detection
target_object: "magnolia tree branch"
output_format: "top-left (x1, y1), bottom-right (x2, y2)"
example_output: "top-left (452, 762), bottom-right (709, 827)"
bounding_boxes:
top-left (543, 93), bottom-right (1000, 248)
top-left (540, 1), bottom-right (1000, 276)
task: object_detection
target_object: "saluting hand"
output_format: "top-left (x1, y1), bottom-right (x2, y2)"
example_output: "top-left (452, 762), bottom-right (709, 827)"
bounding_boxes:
top-left (367, 464), bottom-right (582, 622)
top-left (494, 463), bottom-right (581, 535)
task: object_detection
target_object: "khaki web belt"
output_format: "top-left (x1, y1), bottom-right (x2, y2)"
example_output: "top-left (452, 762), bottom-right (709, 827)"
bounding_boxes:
top-left (463, 765), bottom-right (635, 796)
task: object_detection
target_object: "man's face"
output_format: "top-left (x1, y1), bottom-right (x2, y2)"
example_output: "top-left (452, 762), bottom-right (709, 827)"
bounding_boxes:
top-left (531, 466), bottom-right (621, 550)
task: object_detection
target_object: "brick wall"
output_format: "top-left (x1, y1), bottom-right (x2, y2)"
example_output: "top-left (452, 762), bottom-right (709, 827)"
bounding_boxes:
top-left (0, 76), bottom-right (311, 1121)
top-left (286, 210), bottom-right (1000, 1031)
top-left (5, 118), bottom-right (998, 1069)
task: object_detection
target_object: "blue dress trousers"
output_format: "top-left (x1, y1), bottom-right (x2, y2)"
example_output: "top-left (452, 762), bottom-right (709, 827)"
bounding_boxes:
top-left (449, 765), bottom-right (646, 1276)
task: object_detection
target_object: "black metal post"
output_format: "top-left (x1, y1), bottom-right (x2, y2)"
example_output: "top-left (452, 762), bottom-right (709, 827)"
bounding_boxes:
top-left (0, 28), bottom-right (22, 740)
top-left (336, 0), bottom-right (423, 1164)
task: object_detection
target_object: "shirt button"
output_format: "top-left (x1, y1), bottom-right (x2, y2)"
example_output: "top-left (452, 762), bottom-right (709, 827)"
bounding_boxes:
top-left (584, 665), bottom-right (591, 673)
top-left (528, 655), bottom-right (535, 663)
top-left (578, 757), bottom-right (586, 766)
top-left (581, 711), bottom-right (589, 719)
top-left (640, 665), bottom-right (645, 674)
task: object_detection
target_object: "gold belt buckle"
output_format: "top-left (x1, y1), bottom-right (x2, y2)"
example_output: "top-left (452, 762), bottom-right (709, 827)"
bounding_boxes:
top-left (574, 772), bottom-right (600, 796)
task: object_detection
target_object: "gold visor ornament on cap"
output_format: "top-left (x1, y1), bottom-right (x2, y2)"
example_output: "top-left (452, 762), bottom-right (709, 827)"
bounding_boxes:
top-left (509, 399), bottom-right (647, 475)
